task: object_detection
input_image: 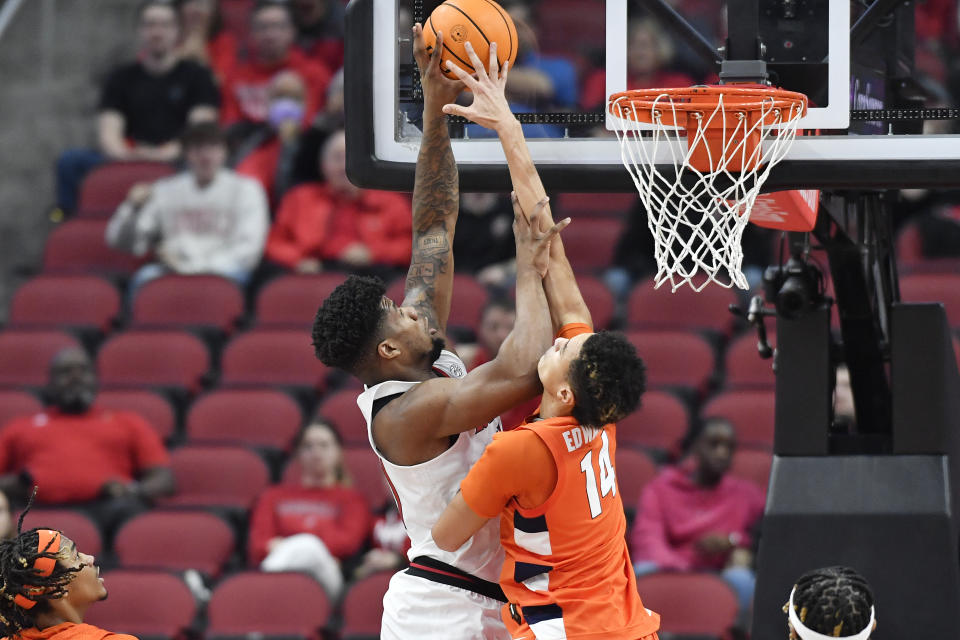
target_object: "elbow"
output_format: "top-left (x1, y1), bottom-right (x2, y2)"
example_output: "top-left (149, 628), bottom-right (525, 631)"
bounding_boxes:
top-left (431, 524), bottom-right (463, 552)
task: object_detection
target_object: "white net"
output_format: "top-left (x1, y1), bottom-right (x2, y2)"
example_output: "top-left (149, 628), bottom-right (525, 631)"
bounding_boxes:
top-left (609, 89), bottom-right (806, 292)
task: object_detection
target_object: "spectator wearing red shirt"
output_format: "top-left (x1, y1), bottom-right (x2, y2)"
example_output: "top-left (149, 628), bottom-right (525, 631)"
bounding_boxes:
top-left (291, 0), bottom-right (345, 71)
top-left (580, 18), bottom-right (695, 111)
top-left (220, 1), bottom-right (332, 130)
top-left (0, 348), bottom-right (173, 536)
top-left (249, 420), bottom-right (372, 597)
top-left (176, 0), bottom-right (238, 83)
top-left (631, 417), bottom-right (764, 617)
top-left (352, 499), bottom-right (410, 581)
top-left (264, 129), bottom-right (413, 275)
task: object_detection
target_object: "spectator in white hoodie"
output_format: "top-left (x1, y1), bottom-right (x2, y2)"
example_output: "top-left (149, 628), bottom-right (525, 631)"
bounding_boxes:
top-left (106, 122), bottom-right (269, 295)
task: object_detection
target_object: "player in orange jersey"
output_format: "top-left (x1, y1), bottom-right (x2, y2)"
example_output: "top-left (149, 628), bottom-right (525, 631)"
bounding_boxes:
top-left (431, 42), bottom-right (661, 640)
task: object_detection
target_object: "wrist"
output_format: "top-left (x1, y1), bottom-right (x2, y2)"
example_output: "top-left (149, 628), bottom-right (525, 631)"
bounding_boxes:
top-left (495, 118), bottom-right (522, 138)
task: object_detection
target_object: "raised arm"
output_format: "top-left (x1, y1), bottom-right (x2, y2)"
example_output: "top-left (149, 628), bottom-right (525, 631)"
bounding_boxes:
top-left (401, 25), bottom-right (466, 335)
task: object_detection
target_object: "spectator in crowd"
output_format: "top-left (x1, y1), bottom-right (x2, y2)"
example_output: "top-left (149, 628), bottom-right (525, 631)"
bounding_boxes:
top-left (55, 0), bottom-right (220, 215)
top-left (175, 0), bottom-right (238, 82)
top-left (352, 498), bottom-right (409, 581)
top-left (785, 566), bottom-right (877, 640)
top-left (264, 129), bottom-right (412, 277)
top-left (581, 18), bottom-right (695, 111)
top-left (631, 417), bottom-right (764, 618)
top-left (106, 122), bottom-right (269, 293)
top-left (0, 489), bottom-right (14, 541)
top-left (220, 0), bottom-right (332, 132)
top-left (248, 420), bottom-right (371, 598)
top-left (291, 0), bottom-right (346, 71)
top-left (289, 67), bottom-right (345, 185)
top-left (452, 192), bottom-right (516, 290)
top-left (503, 2), bottom-right (579, 110)
top-left (0, 348), bottom-right (174, 537)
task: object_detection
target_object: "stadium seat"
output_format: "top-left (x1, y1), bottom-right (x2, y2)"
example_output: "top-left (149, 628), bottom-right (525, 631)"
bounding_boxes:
top-left (85, 570), bottom-right (197, 639)
top-left (42, 219), bottom-right (140, 275)
top-left (114, 510), bottom-right (235, 577)
top-left (97, 331), bottom-right (210, 394)
top-left (625, 331), bottom-right (716, 395)
top-left (576, 275), bottom-right (616, 330)
top-left (702, 390), bottom-right (776, 450)
top-left (283, 446), bottom-right (390, 511)
top-left (0, 390), bottom-right (42, 429)
top-left (557, 193), bottom-right (636, 218)
top-left (900, 272), bottom-right (960, 328)
top-left (536, 0), bottom-right (606, 58)
top-left (896, 219), bottom-right (960, 273)
top-left (0, 330), bottom-right (81, 388)
top-left (256, 273), bottom-right (348, 328)
top-left (627, 277), bottom-right (742, 336)
top-left (616, 390), bottom-right (690, 454)
top-left (634, 572), bottom-right (739, 637)
top-left (561, 217), bottom-right (622, 272)
top-left (220, 329), bottom-right (329, 391)
top-left (386, 274), bottom-right (486, 332)
top-left (186, 389), bottom-right (303, 451)
top-left (19, 509), bottom-right (102, 557)
top-left (162, 445), bottom-right (270, 510)
top-left (77, 161), bottom-right (175, 217)
top-left (9, 275), bottom-right (120, 334)
top-left (131, 275), bottom-right (245, 333)
top-left (725, 331), bottom-right (777, 389)
top-left (316, 389), bottom-right (367, 446)
top-left (614, 448), bottom-right (658, 512)
top-left (341, 571), bottom-right (393, 639)
top-left (730, 449), bottom-right (773, 493)
top-left (207, 572), bottom-right (331, 639)
top-left (95, 389), bottom-right (177, 441)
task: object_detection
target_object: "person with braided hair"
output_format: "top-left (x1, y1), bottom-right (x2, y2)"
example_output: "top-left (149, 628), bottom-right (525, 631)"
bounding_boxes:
top-left (0, 501), bottom-right (130, 640)
top-left (784, 566), bottom-right (877, 640)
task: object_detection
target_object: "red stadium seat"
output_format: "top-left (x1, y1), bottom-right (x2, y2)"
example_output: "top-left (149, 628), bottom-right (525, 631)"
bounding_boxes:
top-left (131, 275), bottom-right (245, 332)
top-left (9, 276), bottom-right (120, 333)
top-left (617, 391), bottom-right (690, 454)
top-left (256, 273), bottom-right (349, 328)
top-left (575, 275), bottom-right (616, 330)
top-left (0, 390), bottom-right (42, 429)
top-left (614, 448), bottom-right (658, 512)
top-left (186, 389), bottom-right (303, 451)
top-left (114, 510), bottom-right (235, 577)
top-left (97, 331), bottom-right (210, 394)
top-left (634, 572), bottom-right (739, 637)
top-left (316, 389), bottom-right (366, 446)
top-left (341, 571), bottom-right (393, 639)
top-left (702, 390), bottom-right (776, 450)
top-left (207, 572), bottom-right (331, 639)
top-left (162, 445), bottom-right (270, 510)
top-left (731, 449), bottom-right (773, 493)
top-left (19, 509), bottom-right (102, 557)
top-left (386, 274), bottom-right (487, 332)
top-left (77, 161), bottom-right (175, 217)
top-left (0, 330), bottom-right (81, 389)
top-left (221, 329), bottom-right (329, 391)
top-left (95, 390), bottom-right (176, 441)
top-left (536, 0), bottom-right (606, 58)
top-left (725, 331), bottom-right (777, 389)
top-left (42, 219), bottom-right (140, 275)
top-left (625, 331), bottom-right (716, 395)
top-left (627, 277), bottom-right (741, 336)
top-left (557, 193), bottom-right (636, 218)
top-left (900, 273), bottom-right (960, 328)
top-left (283, 447), bottom-right (389, 511)
top-left (561, 218), bottom-right (622, 272)
top-left (85, 570), bottom-right (197, 638)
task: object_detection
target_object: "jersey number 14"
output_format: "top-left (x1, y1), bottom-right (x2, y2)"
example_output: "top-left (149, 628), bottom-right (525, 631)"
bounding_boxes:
top-left (579, 431), bottom-right (616, 518)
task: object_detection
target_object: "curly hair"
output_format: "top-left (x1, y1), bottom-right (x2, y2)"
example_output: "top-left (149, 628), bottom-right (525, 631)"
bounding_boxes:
top-left (789, 566), bottom-right (875, 637)
top-left (0, 495), bottom-right (81, 637)
top-left (569, 332), bottom-right (646, 428)
top-left (312, 275), bottom-right (387, 373)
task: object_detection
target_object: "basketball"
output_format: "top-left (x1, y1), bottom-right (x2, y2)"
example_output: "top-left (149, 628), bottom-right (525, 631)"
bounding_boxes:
top-left (423, 0), bottom-right (519, 78)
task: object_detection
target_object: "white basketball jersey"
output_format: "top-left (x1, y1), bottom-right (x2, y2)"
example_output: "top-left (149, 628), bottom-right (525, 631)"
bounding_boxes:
top-left (357, 350), bottom-right (504, 582)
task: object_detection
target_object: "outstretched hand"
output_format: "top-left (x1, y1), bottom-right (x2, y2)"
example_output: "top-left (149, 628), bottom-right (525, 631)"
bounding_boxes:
top-left (441, 41), bottom-right (514, 132)
top-left (413, 23), bottom-right (466, 109)
top-left (512, 193), bottom-right (570, 278)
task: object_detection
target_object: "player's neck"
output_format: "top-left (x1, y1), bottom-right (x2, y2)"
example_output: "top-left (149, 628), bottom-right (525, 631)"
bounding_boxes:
top-left (538, 393), bottom-right (571, 421)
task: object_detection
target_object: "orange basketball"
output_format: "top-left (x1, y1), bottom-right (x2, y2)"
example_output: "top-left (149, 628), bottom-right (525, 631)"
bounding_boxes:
top-left (423, 0), bottom-right (519, 78)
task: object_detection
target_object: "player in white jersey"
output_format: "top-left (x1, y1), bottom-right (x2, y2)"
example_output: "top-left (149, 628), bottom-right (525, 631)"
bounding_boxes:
top-left (311, 27), bottom-right (569, 640)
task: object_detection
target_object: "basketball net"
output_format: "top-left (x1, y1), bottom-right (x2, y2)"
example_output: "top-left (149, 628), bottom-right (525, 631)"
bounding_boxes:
top-left (609, 87), bottom-right (808, 291)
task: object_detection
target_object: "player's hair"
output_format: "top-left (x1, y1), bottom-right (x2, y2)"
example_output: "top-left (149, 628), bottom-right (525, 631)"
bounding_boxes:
top-left (0, 494), bottom-right (80, 637)
top-left (569, 332), bottom-right (646, 428)
top-left (789, 566), bottom-right (875, 637)
top-left (312, 275), bottom-right (387, 374)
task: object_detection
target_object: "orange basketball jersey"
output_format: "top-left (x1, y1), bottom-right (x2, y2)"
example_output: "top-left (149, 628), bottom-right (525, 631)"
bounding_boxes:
top-left (468, 415), bottom-right (660, 639)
